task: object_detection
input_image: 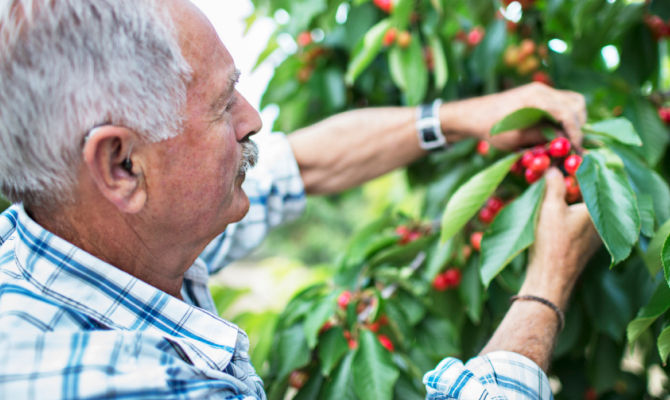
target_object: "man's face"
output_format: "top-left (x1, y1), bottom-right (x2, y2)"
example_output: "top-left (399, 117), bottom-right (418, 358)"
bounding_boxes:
top-left (143, 0), bottom-right (262, 245)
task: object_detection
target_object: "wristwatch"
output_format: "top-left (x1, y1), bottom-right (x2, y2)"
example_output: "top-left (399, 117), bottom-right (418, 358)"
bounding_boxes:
top-left (416, 99), bottom-right (447, 151)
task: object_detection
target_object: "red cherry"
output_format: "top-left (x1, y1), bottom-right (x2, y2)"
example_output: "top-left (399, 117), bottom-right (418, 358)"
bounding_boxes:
top-left (432, 273), bottom-right (449, 291)
top-left (511, 159), bottom-right (525, 176)
top-left (383, 28), bottom-right (397, 46)
top-left (319, 321), bottom-right (334, 333)
top-left (378, 315), bottom-right (389, 325)
top-left (564, 176), bottom-right (581, 203)
top-left (378, 334), bottom-right (394, 352)
top-left (367, 321), bottom-right (381, 333)
top-left (564, 154), bottom-right (583, 175)
top-left (525, 168), bottom-right (543, 184)
top-left (478, 207), bottom-right (496, 224)
top-left (289, 370), bottom-right (309, 389)
top-left (343, 331), bottom-right (352, 340)
top-left (467, 26), bottom-right (485, 46)
top-left (443, 268), bottom-right (462, 288)
top-left (373, 0), bottom-right (393, 13)
top-left (549, 137), bottom-right (571, 158)
top-left (521, 151), bottom-right (535, 168)
top-left (486, 197), bottom-right (504, 213)
top-left (337, 291), bottom-right (352, 309)
top-left (659, 107), bottom-right (670, 124)
top-left (529, 154), bottom-right (551, 173)
top-left (348, 339), bottom-right (358, 350)
top-left (532, 71), bottom-right (552, 86)
top-left (406, 231), bottom-right (421, 243)
top-left (584, 387), bottom-right (597, 400)
top-left (470, 232), bottom-right (483, 252)
top-left (297, 31), bottom-right (312, 47)
top-left (476, 140), bottom-right (490, 155)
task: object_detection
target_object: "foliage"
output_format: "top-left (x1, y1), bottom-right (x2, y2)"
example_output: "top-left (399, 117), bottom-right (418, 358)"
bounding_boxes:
top-left (242, 0), bottom-right (670, 398)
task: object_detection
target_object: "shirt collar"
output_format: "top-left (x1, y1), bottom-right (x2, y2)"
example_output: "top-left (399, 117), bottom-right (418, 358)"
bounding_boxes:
top-left (10, 204), bottom-right (239, 371)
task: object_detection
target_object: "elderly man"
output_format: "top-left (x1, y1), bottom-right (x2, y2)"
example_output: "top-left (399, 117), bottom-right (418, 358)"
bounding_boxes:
top-left (0, 0), bottom-right (599, 398)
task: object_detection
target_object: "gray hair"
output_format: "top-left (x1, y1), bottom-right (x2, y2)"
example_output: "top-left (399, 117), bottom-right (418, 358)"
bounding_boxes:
top-left (0, 0), bottom-right (192, 204)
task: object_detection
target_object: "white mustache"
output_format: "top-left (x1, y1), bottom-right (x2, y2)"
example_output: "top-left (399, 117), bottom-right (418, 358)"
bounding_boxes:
top-left (238, 139), bottom-right (258, 176)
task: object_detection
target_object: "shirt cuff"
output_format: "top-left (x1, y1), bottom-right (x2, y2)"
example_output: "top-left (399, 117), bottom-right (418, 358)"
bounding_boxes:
top-left (423, 351), bottom-right (553, 399)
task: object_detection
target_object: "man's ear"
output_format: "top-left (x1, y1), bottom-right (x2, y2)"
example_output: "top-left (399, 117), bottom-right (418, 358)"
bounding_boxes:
top-left (82, 126), bottom-right (146, 213)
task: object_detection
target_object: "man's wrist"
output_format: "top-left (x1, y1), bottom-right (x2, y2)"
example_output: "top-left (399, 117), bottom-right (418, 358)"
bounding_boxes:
top-left (437, 99), bottom-right (486, 143)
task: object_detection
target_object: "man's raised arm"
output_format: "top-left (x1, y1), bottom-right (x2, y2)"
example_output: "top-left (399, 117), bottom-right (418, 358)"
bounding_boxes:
top-left (288, 82), bottom-right (587, 194)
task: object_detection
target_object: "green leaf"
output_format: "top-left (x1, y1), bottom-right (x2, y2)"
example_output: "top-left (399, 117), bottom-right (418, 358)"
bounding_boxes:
top-left (293, 373), bottom-right (324, 400)
top-left (209, 285), bottom-right (250, 314)
top-left (624, 95), bottom-right (669, 167)
top-left (480, 180), bottom-right (546, 288)
top-left (610, 143), bottom-right (670, 226)
top-left (659, 325), bottom-right (670, 365)
top-left (276, 325), bottom-right (311, 381)
top-left (352, 329), bottom-right (399, 400)
top-left (638, 194), bottom-right (655, 237)
top-left (388, 34), bottom-right (428, 105)
top-left (627, 281), bottom-right (670, 344)
top-left (391, 0), bottom-right (414, 29)
top-left (490, 108), bottom-right (557, 135)
top-left (322, 352), bottom-right (357, 400)
top-left (584, 118), bottom-right (643, 147)
top-left (318, 326), bottom-right (349, 376)
top-left (345, 19), bottom-right (392, 85)
top-left (643, 219), bottom-right (670, 276)
top-left (303, 293), bottom-right (337, 349)
top-left (576, 152), bottom-right (641, 266)
top-left (252, 35), bottom-right (279, 71)
top-left (428, 35), bottom-right (448, 91)
top-left (232, 311), bottom-right (279, 371)
top-left (459, 255), bottom-right (485, 323)
top-left (663, 235), bottom-right (670, 287)
top-left (440, 154), bottom-right (520, 243)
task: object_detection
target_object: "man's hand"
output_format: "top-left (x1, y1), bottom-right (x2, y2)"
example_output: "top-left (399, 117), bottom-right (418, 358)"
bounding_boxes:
top-left (520, 168), bottom-right (601, 310)
top-left (479, 168), bottom-right (600, 370)
top-left (441, 82), bottom-right (587, 150)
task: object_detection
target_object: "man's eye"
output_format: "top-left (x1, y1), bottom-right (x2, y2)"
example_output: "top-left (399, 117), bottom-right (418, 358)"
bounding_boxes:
top-left (224, 95), bottom-right (238, 113)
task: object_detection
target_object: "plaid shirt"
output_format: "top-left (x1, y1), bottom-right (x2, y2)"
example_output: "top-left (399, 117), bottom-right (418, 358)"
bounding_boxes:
top-left (0, 132), bottom-right (551, 399)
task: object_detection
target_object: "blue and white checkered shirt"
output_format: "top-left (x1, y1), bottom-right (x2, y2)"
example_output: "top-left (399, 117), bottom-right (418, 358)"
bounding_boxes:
top-left (0, 132), bottom-right (552, 399)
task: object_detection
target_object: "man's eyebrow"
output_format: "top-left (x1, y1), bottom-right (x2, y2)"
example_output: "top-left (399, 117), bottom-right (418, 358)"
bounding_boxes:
top-left (211, 69), bottom-right (241, 113)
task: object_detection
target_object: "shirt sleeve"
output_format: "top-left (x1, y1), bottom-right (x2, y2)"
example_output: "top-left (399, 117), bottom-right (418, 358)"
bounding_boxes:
top-left (423, 351), bottom-right (554, 399)
top-left (0, 330), bottom-right (265, 400)
top-left (199, 132), bottom-right (306, 274)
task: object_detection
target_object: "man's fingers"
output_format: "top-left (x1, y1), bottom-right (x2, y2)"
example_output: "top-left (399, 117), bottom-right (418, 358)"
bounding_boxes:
top-left (543, 168), bottom-right (566, 203)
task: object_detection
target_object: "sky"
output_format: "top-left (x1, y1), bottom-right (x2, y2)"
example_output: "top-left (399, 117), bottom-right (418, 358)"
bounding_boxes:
top-left (191, 0), bottom-right (279, 130)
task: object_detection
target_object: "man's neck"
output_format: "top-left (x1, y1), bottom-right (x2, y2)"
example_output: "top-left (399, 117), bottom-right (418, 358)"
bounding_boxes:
top-left (27, 202), bottom-right (200, 300)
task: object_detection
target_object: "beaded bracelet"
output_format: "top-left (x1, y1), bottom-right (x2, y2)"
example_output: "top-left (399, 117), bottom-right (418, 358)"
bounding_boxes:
top-left (510, 294), bottom-right (565, 332)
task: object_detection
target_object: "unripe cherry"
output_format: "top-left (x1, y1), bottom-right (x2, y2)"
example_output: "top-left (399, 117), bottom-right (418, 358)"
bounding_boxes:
top-left (529, 154), bottom-right (551, 173)
top-left (564, 154), bottom-right (583, 175)
top-left (397, 31), bottom-right (411, 48)
top-left (470, 232), bottom-right (483, 252)
top-left (549, 137), bottom-right (571, 158)
top-left (476, 140), bottom-right (490, 156)
top-left (525, 168), bottom-right (543, 184)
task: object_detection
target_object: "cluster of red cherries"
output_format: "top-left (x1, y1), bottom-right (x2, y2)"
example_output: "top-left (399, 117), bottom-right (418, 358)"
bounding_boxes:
top-left (335, 291), bottom-right (394, 352)
top-left (511, 137), bottom-right (583, 203)
top-left (432, 268), bottom-right (462, 291)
